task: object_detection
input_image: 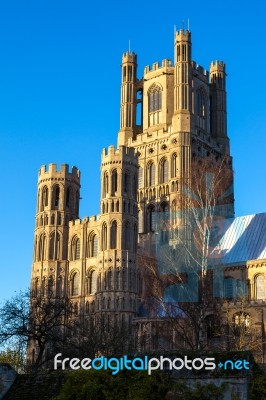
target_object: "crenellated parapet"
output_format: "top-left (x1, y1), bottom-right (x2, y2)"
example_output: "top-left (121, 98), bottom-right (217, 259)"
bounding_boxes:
top-left (122, 51), bottom-right (137, 65)
top-left (101, 145), bottom-right (138, 167)
top-left (144, 59), bottom-right (172, 74)
top-left (38, 163), bottom-right (80, 185)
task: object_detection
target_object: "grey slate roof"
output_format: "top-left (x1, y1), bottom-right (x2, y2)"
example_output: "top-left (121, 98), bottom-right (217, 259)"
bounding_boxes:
top-left (210, 213), bottom-right (266, 265)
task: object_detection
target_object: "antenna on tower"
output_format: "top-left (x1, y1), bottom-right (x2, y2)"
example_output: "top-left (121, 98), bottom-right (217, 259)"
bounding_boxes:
top-left (174, 24), bottom-right (176, 34)
top-left (188, 18), bottom-right (190, 31)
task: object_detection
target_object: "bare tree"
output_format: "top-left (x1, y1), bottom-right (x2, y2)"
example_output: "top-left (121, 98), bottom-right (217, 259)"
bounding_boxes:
top-left (0, 290), bottom-right (136, 371)
top-left (0, 290), bottom-right (72, 371)
top-left (65, 314), bottom-right (133, 358)
top-left (138, 155), bottom-right (234, 351)
top-left (222, 297), bottom-right (266, 362)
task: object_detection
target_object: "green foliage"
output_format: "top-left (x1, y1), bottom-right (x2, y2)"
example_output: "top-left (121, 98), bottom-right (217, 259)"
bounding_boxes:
top-left (53, 369), bottom-right (171, 400)
top-left (249, 371), bottom-right (266, 400)
top-left (0, 347), bottom-right (25, 372)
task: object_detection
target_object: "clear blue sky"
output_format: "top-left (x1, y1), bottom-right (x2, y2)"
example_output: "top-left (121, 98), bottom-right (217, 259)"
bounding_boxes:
top-left (0, 0), bottom-right (265, 304)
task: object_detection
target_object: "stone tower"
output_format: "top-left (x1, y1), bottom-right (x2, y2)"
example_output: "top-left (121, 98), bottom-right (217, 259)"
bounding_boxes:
top-left (95, 145), bottom-right (139, 333)
top-left (116, 29), bottom-right (234, 251)
top-left (31, 163), bottom-right (80, 299)
top-left (118, 52), bottom-right (138, 146)
top-left (210, 61), bottom-right (228, 151)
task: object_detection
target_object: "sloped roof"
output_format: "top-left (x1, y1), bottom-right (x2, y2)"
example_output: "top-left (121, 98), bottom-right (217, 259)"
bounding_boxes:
top-left (210, 213), bottom-right (266, 265)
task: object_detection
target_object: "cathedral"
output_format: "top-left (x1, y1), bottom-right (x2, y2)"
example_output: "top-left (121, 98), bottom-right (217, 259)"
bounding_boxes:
top-left (29, 30), bottom-right (266, 363)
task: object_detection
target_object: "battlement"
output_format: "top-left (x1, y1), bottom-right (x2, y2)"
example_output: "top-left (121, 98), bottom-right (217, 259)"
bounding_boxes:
top-left (122, 51), bottom-right (137, 63)
top-left (101, 145), bottom-right (138, 165)
top-left (144, 59), bottom-right (172, 74)
top-left (69, 215), bottom-right (99, 228)
top-left (175, 29), bottom-right (191, 42)
top-left (192, 61), bottom-right (209, 77)
top-left (210, 60), bottom-right (226, 73)
top-left (69, 218), bottom-right (82, 227)
top-left (38, 163), bottom-right (80, 179)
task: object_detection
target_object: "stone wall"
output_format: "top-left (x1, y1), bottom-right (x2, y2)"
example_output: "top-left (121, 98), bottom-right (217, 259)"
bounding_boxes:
top-left (0, 363), bottom-right (17, 400)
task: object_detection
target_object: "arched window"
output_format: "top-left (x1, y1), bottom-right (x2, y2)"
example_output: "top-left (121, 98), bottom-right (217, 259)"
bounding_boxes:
top-left (53, 185), bottom-right (60, 208)
top-left (48, 276), bottom-right (54, 296)
top-left (102, 172), bottom-right (109, 198)
top-left (255, 275), bottom-right (265, 300)
top-left (115, 269), bottom-right (120, 290)
top-left (138, 167), bottom-right (143, 188)
top-left (124, 171), bottom-right (130, 195)
top-left (197, 89), bottom-right (205, 118)
top-left (71, 236), bottom-right (80, 260)
top-left (197, 89), bottom-right (206, 129)
top-left (110, 221), bottom-right (117, 249)
top-left (107, 269), bottom-right (112, 289)
top-left (66, 187), bottom-right (73, 210)
top-left (41, 278), bottom-right (46, 296)
top-left (33, 278), bottom-right (38, 297)
top-left (88, 232), bottom-right (98, 257)
top-left (159, 158), bottom-right (168, 184)
top-left (146, 162), bottom-right (155, 186)
top-left (171, 200), bottom-right (177, 223)
top-left (85, 301), bottom-right (89, 313)
top-left (75, 190), bottom-right (79, 215)
top-left (88, 270), bottom-right (97, 295)
top-left (102, 223), bottom-right (107, 251)
top-left (147, 205), bottom-right (155, 232)
top-left (111, 169), bottom-right (118, 195)
top-left (160, 202), bottom-right (169, 243)
top-left (224, 277), bottom-right (234, 299)
top-left (133, 223), bottom-right (138, 252)
top-left (160, 202), bottom-right (169, 213)
top-left (71, 272), bottom-right (79, 296)
top-left (49, 231), bottom-right (60, 260)
top-left (138, 209), bottom-right (144, 234)
top-left (148, 84), bottom-right (162, 126)
top-left (133, 173), bottom-right (138, 198)
top-left (41, 186), bottom-right (49, 210)
top-left (38, 234), bottom-right (46, 261)
top-left (123, 221), bottom-right (130, 250)
top-left (233, 312), bottom-right (251, 336)
top-left (107, 298), bottom-right (111, 309)
top-left (171, 153), bottom-right (177, 178)
top-left (57, 276), bottom-right (63, 298)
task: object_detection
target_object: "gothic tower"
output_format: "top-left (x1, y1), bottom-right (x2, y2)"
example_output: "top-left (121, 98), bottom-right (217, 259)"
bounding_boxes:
top-left (31, 163), bottom-right (80, 299)
top-left (96, 145), bottom-right (139, 334)
top-left (118, 52), bottom-right (138, 146)
top-left (173, 29), bottom-right (192, 132)
top-left (210, 61), bottom-right (229, 152)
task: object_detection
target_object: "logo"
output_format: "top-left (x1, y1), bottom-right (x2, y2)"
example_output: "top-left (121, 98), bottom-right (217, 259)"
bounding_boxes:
top-left (54, 354), bottom-right (250, 375)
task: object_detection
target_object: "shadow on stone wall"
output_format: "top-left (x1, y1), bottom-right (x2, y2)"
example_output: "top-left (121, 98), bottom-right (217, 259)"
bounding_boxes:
top-left (0, 363), bottom-right (17, 400)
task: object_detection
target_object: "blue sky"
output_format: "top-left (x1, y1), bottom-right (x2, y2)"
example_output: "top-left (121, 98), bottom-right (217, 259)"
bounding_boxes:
top-left (0, 0), bottom-right (265, 304)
